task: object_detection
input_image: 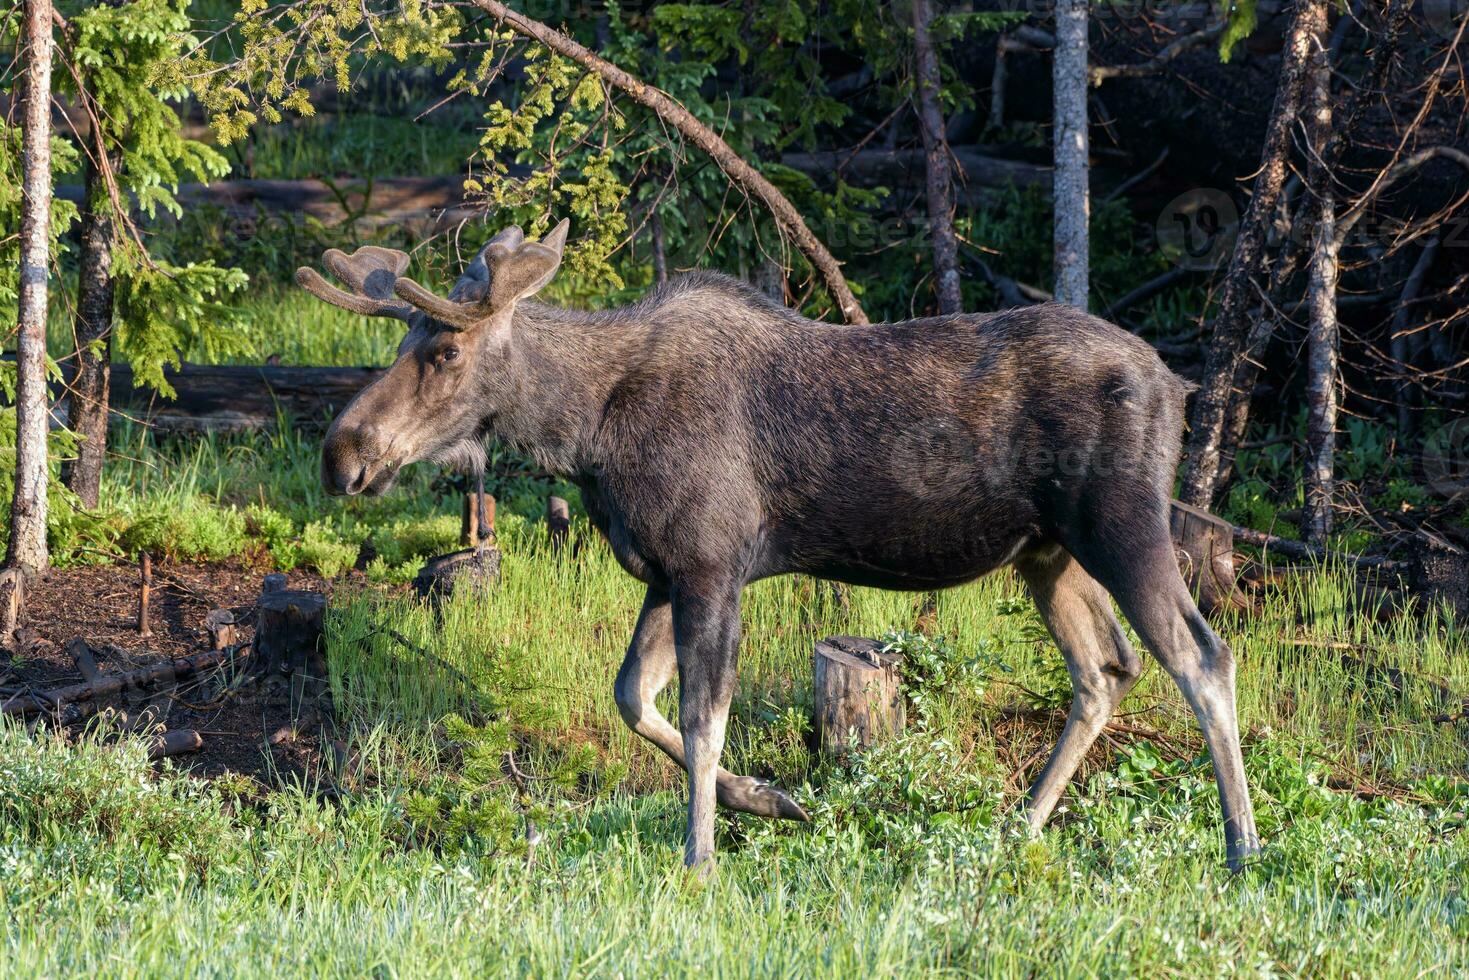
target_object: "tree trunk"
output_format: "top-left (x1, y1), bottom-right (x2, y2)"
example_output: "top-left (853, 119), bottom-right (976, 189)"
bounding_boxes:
top-left (1212, 0), bottom-right (1413, 486)
top-left (62, 153), bottom-right (116, 510)
top-left (7, 0), bottom-right (55, 575)
top-left (1051, 0), bottom-right (1090, 309)
top-left (1301, 0), bottom-right (1337, 546)
top-left (468, 0), bottom-right (867, 325)
top-left (911, 0), bottom-right (962, 315)
top-left (1178, 0), bottom-right (1316, 509)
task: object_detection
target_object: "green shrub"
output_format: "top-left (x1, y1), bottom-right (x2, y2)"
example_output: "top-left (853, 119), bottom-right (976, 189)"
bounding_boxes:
top-left (298, 520), bottom-right (361, 578)
top-left (367, 514), bottom-right (461, 568)
top-left (120, 495), bottom-right (247, 561)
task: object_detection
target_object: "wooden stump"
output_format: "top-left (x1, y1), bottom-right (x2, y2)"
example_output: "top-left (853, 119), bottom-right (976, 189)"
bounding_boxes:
top-left (204, 609), bottom-right (239, 650)
top-left (414, 547), bottom-right (501, 601)
top-left (1169, 500), bottom-right (1249, 617)
top-left (546, 496), bottom-right (571, 554)
top-left (0, 567), bottom-right (25, 643)
top-left (1408, 537), bottom-right (1469, 620)
top-left (262, 572), bottom-right (288, 595)
top-left (461, 492), bottom-right (496, 547)
top-left (812, 635), bottom-right (905, 757)
top-left (254, 589), bottom-right (327, 688)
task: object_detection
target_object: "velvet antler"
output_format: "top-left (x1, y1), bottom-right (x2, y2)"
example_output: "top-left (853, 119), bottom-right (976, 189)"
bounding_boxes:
top-left (294, 246), bottom-right (415, 320)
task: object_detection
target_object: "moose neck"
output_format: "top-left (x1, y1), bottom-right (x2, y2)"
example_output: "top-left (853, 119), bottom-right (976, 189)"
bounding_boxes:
top-left (488, 302), bottom-right (644, 477)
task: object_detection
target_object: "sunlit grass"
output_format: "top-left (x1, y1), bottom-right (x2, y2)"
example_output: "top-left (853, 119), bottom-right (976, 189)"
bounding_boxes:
top-left (2, 543), bottom-right (1466, 976)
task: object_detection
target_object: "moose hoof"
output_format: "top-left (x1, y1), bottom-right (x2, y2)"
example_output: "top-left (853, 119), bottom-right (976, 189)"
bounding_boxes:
top-left (718, 774), bottom-right (810, 822)
top-left (684, 850), bottom-right (718, 883)
top-left (1226, 833), bottom-right (1263, 874)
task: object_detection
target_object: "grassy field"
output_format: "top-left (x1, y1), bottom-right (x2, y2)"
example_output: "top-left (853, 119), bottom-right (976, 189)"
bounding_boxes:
top-left (13, 282), bottom-right (1465, 975)
top-left (2, 520), bottom-right (1466, 975)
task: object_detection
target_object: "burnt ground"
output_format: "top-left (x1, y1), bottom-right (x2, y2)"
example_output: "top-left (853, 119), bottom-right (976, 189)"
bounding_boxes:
top-left (3, 558), bottom-right (349, 789)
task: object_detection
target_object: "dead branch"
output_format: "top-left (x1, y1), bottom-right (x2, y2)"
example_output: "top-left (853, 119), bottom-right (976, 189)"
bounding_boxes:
top-left (1334, 146), bottom-right (1469, 251)
top-left (0, 648), bottom-right (231, 719)
top-left (1089, 22), bottom-right (1225, 85)
top-left (467, 0), bottom-right (867, 324)
top-left (1231, 524), bottom-right (1402, 569)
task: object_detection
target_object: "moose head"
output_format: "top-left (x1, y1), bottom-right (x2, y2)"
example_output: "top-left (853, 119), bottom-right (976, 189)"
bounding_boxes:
top-left (294, 220), bottom-right (569, 496)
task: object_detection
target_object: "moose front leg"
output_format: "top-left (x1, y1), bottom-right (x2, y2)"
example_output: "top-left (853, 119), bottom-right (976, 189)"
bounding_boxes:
top-left (614, 585), bottom-right (807, 824)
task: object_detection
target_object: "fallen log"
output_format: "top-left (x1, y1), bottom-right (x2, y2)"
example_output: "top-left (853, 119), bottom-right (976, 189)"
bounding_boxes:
top-left (0, 648), bottom-right (231, 718)
top-left (1231, 525), bottom-right (1404, 570)
top-left (56, 176), bottom-right (479, 234)
top-left (104, 361), bottom-right (387, 434)
top-left (780, 146), bottom-right (1051, 197)
top-left (149, 729), bottom-right (204, 760)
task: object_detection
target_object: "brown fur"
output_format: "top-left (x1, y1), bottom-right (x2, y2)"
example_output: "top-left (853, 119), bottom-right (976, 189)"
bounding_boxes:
top-left (301, 234), bottom-right (1260, 874)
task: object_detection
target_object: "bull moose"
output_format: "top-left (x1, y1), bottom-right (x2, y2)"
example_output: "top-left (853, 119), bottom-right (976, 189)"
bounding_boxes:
top-left (296, 220), bottom-right (1260, 872)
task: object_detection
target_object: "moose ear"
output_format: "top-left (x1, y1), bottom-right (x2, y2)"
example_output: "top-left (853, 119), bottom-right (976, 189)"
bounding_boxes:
top-left (488, 218), bottom-right (569, 309)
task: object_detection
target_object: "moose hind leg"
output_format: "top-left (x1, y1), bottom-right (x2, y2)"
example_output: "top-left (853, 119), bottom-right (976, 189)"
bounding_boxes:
top-left (1071, 533), bottom-right (1261, 871)
top-left (1015, 547), bottom-right (1143, 832)
top-left (613, 586), bottom-right (807, 823)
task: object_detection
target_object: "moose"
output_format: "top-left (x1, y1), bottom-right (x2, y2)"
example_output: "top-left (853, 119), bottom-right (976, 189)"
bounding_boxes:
top-left (296, 220), bottom-right (1261, 872)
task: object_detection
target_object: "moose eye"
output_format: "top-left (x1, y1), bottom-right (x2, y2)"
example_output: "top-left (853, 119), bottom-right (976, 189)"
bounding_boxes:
top-left (440, 346), bottom-right (460, 363)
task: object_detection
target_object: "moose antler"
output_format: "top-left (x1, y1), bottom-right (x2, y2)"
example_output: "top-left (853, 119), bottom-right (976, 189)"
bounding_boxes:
top-left (391, 219), bottom-right (570, 331)
top-left (294, 246), bottom-right (415, 320)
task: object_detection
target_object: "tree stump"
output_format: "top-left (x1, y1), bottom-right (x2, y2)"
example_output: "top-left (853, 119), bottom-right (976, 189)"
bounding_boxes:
top-left (0, 567), bottom-right (25, 643)
top-left (812, 635), bottom-right (905, 757)
top-left (414, 547), bottom-right (501, 601)
top-left (254, 589), bottom-right (327, 692)
top-left (461, 492), bottom-right (496, 547)
top-left (262, 572), bottom-right (288, 595)
top-left (1169, 500), bottom-right (1249, 617)
top-left (1408, 536), bottom-right (1469, 621)
top-left (204, 609), bottom-right (238, 650)
top-left (546, 496), bottom-right (571, 554)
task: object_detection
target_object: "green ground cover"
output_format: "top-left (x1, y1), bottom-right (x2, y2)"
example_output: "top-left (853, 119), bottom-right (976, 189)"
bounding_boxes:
top-left (1, 548), bottom-right (1466, 976)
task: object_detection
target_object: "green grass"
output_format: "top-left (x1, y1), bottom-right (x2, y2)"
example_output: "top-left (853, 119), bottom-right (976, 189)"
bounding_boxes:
top-left (2, 529), bottom-right (1466, 975)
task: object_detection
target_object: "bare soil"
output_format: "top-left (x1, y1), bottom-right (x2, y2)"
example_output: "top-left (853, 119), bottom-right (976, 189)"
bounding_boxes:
top-left (3, 558), bottom-right (344, 788)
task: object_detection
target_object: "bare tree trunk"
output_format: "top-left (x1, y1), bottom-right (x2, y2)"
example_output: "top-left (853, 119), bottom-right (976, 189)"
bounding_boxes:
top-left (8, 0), bottom-right (54, 575)
top-left (62, 154), bottom-right (115, 510)
top-left (468, 0), bottom-right (867, 324)
top-left (912, 0), bottom-right (962, 314)
top-left (989, 34), bottom-right (1010, 131)
top-left (1051, 0), bottom-right (1090, 309)
top-left (1213, 0), bottom-right (1413, 495)
top-left (1178, 0), bottom-right (1316, 508)
top-left (1301, 0), bottom-right (1337, 546)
